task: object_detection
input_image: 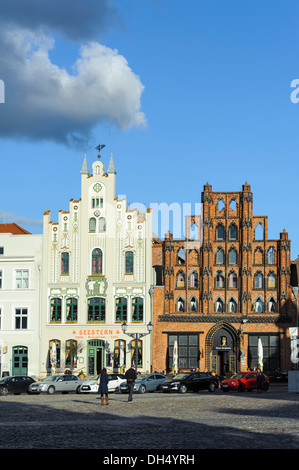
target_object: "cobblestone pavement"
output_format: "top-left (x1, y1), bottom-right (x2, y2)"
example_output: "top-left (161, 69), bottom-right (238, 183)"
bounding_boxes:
top-left (0, 384), bottom-right (298, 451)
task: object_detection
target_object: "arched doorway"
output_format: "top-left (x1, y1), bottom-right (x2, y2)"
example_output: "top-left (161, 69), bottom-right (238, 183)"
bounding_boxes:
top-left (205, 323), bottom-right (240, 376)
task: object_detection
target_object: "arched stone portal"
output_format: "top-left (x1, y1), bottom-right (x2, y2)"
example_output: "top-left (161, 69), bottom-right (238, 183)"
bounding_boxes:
top-left (205, 322), bottom-right (240, 376)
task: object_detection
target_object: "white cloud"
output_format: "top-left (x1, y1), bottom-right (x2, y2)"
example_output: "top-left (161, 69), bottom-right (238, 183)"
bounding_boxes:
top-left (0, 27), bottom-right (146, 146)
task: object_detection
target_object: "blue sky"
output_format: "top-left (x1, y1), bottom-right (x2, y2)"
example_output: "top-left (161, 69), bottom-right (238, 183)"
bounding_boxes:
top-left (1, 0), bottom-right (299, 258)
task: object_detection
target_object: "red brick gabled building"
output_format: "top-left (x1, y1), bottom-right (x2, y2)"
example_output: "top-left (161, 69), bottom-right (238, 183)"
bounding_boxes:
top-left (152, 183), bottom-right (296, 375)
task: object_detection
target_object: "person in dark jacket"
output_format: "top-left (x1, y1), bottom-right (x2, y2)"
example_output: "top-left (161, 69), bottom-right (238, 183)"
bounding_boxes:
top-left (256, 367), bottom-right (264, 393)
top-left (125, 366), bottom-right (137, 402)
top-left (97, 368), bottom-right (109, 405)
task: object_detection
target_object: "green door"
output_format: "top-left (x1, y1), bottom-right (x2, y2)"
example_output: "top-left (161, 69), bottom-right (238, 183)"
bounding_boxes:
top-left (12, 346), bottom-right (28, 375)
top-left (87, 340), bottom-right (104, 376)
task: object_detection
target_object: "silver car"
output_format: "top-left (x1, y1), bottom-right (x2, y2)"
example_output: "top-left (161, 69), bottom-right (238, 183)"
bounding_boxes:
top-left (118, 373), bottom-right (167, 394)
top-left (28, 374), bottom-right (84, 395)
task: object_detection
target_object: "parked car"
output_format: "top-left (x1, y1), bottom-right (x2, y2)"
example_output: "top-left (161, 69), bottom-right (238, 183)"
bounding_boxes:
top-left (161, 372), bottom-right (219, 394)
top-left (28, 374), bottom-right (84, 395)
top-left (79, 373), bottom-right (126, 393)
top-left (0, 375), bottom-right (35, 395)
top-left (117, 373), bottom-right (167, 394)
top-left (220, 371), bottom-right (269, 392)
top-left (264, 369), bottom-right (288, 383)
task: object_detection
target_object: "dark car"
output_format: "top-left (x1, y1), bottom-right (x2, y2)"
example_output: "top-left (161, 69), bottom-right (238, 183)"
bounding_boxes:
top-left (220, 371), bottom-right (269, 392)
top-left (161, 372), bottom-right (219, 394)
top-left (264, 370), bottom-right (288, 383)
top-left (0, 375), bottom-right (35, 395)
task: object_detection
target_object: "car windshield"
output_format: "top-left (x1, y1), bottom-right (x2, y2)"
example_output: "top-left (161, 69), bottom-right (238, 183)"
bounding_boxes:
top-left (0, 377), bottom-right (9, 384)
top-left (137, 374), bottom-right (150, 381)
top-left (230, 373), bottom-right (246, 379)
top-left (41, 375), bottom-right (60, 382)
top-left (172, 374), bottom-right (188, 380)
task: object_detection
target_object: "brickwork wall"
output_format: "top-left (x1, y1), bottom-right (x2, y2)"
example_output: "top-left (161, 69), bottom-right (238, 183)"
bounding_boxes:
top-left (152, 182), bottom-right (295, 374)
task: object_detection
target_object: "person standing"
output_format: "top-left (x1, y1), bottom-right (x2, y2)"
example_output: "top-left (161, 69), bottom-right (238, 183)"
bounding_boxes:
top-left (97, 368), bottom-right (109, 405)
top-left (256, 367), bottom-right (264, 393)
top-left (125, 365), bottom-right (137, 402)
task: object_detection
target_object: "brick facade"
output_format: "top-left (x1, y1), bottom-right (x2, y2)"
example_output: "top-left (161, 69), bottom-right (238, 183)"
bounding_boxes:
top-left (152, 183), bottom-right (296, 375)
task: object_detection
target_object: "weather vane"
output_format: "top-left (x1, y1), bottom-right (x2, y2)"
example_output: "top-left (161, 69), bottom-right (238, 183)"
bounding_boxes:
top-left (95, 144), bottom-right (105, 158)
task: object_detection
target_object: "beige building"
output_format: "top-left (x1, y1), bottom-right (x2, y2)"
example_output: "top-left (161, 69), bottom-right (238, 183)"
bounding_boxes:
top-left (40, 151), bottom-right (153, 377)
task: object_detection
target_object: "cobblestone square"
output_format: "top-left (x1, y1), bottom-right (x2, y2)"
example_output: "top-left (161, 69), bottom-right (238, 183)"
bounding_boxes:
top-left (0, 384), bottom-right (297, 451)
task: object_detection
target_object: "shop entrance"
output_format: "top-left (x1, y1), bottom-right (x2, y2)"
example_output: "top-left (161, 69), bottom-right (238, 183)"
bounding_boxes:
top-left (211, 328), bottom-right (236, 376)
top-left (87, 340), bottom-right (105, 376)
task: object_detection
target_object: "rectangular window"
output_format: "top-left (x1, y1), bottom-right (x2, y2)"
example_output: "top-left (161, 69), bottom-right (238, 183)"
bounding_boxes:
top-left (0, 270), bottom-right (2, 289)
top-left (248, 334), bottom-right (280, 370)
top-left (168, 334), bottom-right (199, 371)
top-left (125, 251), bottom-right (134, 274)
top-left (15, 308), bottom-right (28, 329)
top-left (0, 247), bottom-right (3, 255)
top-left (16, 270), bottom-right (29, 289)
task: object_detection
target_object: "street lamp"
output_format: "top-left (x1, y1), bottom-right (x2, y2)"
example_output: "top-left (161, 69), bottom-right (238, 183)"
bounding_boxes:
top-left (121, 321), bottom-right (153, 373)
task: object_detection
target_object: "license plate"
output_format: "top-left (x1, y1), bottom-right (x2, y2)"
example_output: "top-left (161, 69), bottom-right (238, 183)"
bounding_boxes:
top-left (82, 386), bottom-right (89, 390)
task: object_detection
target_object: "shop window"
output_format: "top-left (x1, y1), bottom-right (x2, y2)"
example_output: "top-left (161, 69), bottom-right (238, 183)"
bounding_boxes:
top-left (49, 339), bottom-right (61, 368)
top-left (65, 339), bottom-right (77, 368)
top-left (131, 339), bottom-right (142, 368)
top-left (114, 340), bottom-right (126, 368)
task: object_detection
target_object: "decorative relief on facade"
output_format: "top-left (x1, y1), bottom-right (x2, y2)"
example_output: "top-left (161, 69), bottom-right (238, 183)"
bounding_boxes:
top-left (93, 183), bottom-right (102, 192)
top-left (85, 275), bottom-right (108, 297)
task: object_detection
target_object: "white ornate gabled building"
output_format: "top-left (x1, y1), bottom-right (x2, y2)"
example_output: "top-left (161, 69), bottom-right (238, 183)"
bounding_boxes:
top-left (40, 151), bottom-right (153, 377)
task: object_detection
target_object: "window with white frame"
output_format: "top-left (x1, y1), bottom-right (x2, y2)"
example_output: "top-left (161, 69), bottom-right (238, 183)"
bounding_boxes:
top-left (15, 308), bottom-right (28, 329)
top-left (16, 270), bottom-right (29, 289)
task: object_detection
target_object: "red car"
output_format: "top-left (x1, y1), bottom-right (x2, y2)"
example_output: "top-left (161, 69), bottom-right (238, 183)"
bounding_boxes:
top-left (220, 371), bottom-right (269, 392)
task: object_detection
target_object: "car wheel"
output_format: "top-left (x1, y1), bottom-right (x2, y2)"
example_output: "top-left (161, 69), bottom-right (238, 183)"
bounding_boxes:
top-left (139, 385), bottom-right (146, 394)
top-left (76, 386), bottom-right (81, 394)
top-left (0, 387), bottom-right (8, 396)
top-left (179, 384), bottom-right (187, 394)
top-left (208, 382), bottom-right (216, 392)
top-left (238, 382), bottom-right (246, 392)
top-left (47, 385), bottom-right (55, 395)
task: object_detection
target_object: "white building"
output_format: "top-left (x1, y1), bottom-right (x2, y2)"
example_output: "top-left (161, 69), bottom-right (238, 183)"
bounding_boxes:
top-left (40, 151), bottom-right (153, 377)
top-left (0, 224), bottom-right (42, 377)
